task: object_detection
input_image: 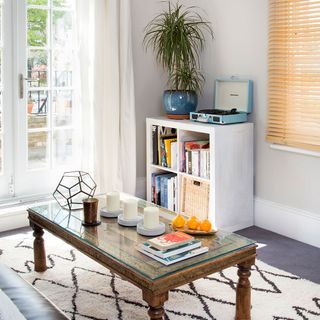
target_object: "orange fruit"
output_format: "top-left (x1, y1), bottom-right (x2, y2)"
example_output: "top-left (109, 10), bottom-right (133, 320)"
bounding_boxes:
top-left (187, 216), bottom-right (200, 230)
top-left (200, 219), bottom-right (212, 232)
top-left (172, 214), bottom-right (186, 228)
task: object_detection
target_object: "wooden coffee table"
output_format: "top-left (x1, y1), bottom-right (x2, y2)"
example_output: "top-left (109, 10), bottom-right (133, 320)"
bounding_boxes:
top-left (28, 194), bottom-right (256, 320)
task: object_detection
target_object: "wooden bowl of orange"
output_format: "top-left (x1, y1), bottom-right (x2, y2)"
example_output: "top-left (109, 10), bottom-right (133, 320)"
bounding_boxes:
top-left (171, 215), bottom-right (217, 235)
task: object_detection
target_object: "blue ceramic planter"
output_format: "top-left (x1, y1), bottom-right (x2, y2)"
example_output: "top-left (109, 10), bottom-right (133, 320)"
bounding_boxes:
top-left (163, 90), bottom-right (198, 119)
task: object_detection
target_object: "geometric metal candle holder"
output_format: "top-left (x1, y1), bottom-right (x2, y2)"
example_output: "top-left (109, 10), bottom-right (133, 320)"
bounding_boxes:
top-left (53, 171), bottom-right (97, 211)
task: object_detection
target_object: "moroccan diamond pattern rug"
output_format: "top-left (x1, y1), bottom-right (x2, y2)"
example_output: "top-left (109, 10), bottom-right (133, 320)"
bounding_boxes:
top-left (0, 231), bottom-right (319, 320)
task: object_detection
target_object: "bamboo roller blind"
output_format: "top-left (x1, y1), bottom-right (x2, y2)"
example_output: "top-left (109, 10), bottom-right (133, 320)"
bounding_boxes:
top-left (267, 0), bottom-right (320, 151)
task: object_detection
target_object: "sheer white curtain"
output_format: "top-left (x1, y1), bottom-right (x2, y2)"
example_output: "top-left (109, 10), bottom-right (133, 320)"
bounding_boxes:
top-left (75, 0), bottom-right (136, 195)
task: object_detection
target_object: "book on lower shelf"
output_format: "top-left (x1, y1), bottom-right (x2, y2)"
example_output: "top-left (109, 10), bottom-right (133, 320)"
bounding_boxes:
top-left (138, 239), bottom-right (202, 259)
top-left (137, 245), bottom-right (209, 266)
top-left (151, 172), bottom-right (177, 211)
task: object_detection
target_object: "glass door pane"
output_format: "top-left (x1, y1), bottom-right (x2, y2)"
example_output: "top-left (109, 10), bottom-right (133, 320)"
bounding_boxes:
top-left (14, 0), bottom-right (78, 197)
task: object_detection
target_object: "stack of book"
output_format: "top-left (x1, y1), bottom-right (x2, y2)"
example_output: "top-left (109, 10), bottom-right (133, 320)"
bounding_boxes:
top-left (151, 173), bottom-right (177, 211)
top-left (180, 140), bottom-right (210, 179)
top-left (152, 125), bottom-right (178, 170)
top-left (137, 231), bottom-right (208, 265)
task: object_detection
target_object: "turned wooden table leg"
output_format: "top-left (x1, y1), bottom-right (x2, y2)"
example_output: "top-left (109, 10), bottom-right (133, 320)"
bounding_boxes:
top-left (235, 258), bottom-right (255, 320)
top-left (142, 290), bottom-right (168, 320)
top-left (31, 222), bottom-right (47, 272)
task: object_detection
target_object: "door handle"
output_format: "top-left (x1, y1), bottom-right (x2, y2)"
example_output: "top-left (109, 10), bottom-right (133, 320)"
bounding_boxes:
top-left (19, 74), bottom-right (24, 99)
top-left (19, 74), bottom-right (40, 99)
top-left (25, 77), bottom-right (39, 81)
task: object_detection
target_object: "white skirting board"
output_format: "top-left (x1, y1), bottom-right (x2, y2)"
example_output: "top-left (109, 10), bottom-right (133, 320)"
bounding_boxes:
top-left (254, 197), bottom-right (320, 249)
top-left (0, 210), bottom-right (28, 233)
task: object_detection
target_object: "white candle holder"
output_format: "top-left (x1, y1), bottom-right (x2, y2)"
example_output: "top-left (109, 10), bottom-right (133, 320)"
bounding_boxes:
top-left (100, 207), bottom-right (123, 218)
top-left (117, 213), bottom-right (143, 227)
top-left (136, 221), bottom-right (166, 237)
top-left (100, 191), bottom-right (122, 218)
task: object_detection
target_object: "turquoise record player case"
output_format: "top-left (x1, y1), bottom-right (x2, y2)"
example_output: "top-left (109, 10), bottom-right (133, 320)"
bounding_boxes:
top-left (190, 78), bottom-right (253, 125)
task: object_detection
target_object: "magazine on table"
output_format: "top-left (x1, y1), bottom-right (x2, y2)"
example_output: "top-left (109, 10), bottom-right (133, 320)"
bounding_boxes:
top-left (139, 240), bottom-right (202, 259)
top-left (137, 246), bottom-right (209, 266)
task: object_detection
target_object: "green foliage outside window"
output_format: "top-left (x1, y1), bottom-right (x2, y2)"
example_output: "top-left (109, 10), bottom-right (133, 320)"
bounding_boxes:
top-left (27, 0), bottom-right (71, 47)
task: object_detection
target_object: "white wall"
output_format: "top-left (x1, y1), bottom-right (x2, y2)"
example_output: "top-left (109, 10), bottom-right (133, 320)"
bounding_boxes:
top-left (131, 0), bottom-right (320, 243)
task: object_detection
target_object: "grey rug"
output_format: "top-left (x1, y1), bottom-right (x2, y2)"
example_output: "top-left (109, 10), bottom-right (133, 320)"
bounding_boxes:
top-left (0, 231), bottom-right (319, 320)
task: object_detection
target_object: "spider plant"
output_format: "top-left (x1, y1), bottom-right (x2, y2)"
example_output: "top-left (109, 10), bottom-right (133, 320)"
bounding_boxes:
top-left (143, 2), bottom-right (213, 93)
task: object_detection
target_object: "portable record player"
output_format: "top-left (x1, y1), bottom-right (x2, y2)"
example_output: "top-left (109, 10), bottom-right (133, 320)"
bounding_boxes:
top-left (190, 78), bottom-right (253, 125)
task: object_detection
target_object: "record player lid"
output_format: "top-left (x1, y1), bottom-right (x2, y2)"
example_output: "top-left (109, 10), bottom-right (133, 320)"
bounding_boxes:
top-left (214, 78), bottom-right (253, 114)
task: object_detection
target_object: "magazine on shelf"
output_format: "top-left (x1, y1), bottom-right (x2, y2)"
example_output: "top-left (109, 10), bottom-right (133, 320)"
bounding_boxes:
top-left (139, 240), bottom-right (202, 259)
top-left (137, 246), bottom-right (209, 266)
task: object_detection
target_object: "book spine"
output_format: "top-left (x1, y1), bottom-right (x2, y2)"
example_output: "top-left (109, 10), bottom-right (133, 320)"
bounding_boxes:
top-left (152, 126), bottom-right (158, 165)
top-left (157, 127), bottom-right (162, 166)
top-left (203, 150), bottom-right (207, 179)
top-left (180, 142), bottom-right (185, 172)
top-left (200, 150), bottom-right (205, 178)
top-left (173, 176), bottom-right (177, 211)
top-left (160, 176), bottom-right (165, 207)
top-left (207, 151), bottom-right (210, 179)
top-left (164, 139), bottom-right (171, 168)
top-left (160, 138), bottom-right (167, 167)
top-left (185, 151), bottom-right (188, 173)
top-left (191, 150), bottom-right (200, 176)
top-left (171, 141), bottom-right (177, 171)
top-left (138, 246), bottom-right (209, 266)
top-left (151, 173), bottom-right (155, 203)
top-left (171, 177), bottom-right (175, 211)
top-left (156, 175), bottom-right (161, 205)
top-left (141, 241), bottom-right (202, 259)
top-left (164, 247), bottom-right (209, 265)
top-left (168, 177), bottom-right (172, 211)
top-left (163, 177), bottom-right (168, 208)
top-left (186, 150), bottom-right (192, 174)
top-left (153, 174), bottom-right (157, 203)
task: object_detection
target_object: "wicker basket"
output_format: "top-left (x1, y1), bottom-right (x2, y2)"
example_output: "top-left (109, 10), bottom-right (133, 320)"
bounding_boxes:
top-left (180, 176), bottom-right (210, 220)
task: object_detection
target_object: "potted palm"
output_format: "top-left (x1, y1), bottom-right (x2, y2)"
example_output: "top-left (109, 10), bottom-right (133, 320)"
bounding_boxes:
top-left (143, 2), bottom-right (213, 119)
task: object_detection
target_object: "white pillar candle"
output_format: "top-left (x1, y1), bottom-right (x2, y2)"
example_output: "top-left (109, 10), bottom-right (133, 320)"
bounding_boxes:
top-left (143, 207), bottom-right (159, 229)
top-left (123, 199), bottom-right (138, 220)
top-left (106, 192), bottom-right (120, 212)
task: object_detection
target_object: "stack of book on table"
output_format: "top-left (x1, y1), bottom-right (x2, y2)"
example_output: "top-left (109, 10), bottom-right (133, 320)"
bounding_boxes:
top-left (137, 231), bottom-right (208, 265)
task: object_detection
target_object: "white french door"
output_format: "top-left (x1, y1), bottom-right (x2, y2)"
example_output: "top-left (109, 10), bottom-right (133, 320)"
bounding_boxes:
top-left (0, 0), bottom-right (80, 200)
top-left (0, 0), bottom-right (14, 199)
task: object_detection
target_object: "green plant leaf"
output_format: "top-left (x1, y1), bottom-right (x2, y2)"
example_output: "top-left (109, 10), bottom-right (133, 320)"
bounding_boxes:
top-left (143, 1), bottom-right (213, 92)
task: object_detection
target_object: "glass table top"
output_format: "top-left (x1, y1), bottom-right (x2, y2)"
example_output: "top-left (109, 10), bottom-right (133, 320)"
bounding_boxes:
top-left (28, 194), bottom-right (256, 280)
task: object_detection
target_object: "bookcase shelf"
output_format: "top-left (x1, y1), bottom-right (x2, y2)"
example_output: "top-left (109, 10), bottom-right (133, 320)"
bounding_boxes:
top-left (179, 172), bottom-right (210, 183)
top-left (146, 117), bottom-right (254, 232)
top-left (150, 164), bottom-right (177, 174)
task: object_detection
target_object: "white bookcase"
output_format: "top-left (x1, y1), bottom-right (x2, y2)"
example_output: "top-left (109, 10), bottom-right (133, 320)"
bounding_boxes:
top-left (146, 117), bottom-right (254, 232)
